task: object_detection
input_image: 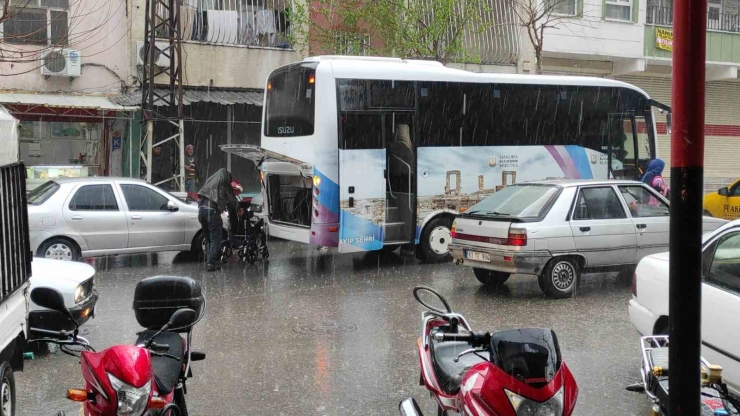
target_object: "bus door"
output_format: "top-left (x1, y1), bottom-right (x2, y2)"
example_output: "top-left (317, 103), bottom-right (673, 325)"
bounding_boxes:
top-left (337, 113), bottom-right (386, 252)
top-left (385, 112), bottom-right (416, 246)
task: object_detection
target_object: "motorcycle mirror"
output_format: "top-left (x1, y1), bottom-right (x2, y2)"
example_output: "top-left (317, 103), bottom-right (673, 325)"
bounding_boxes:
top-left (31, 287), bottom-right (78, 330)
top-left (168, 308), bottom-right (197, 329)
top-left (399, 398), bottom-right (424, 416)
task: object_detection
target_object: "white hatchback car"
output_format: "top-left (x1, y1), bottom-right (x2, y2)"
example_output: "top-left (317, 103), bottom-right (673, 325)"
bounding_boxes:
top-left (27, 178), bottom-right (221, 260)
top-left (29, 258), bottom-right (97, 333)
top-left (629, 219), bottom-right (740, 394)
top-left (450, 180), bottom-right (727, 298)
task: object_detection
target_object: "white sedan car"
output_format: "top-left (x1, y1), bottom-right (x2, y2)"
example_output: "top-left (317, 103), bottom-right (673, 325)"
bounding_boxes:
top-left (29, 258), bottom-right (97, 333)
top-left (27, 178), bottom-right (222, 261)
top-left (629, 219), bottom-right (740, 395)
top-left (450, 180), bottom-right (726, 298)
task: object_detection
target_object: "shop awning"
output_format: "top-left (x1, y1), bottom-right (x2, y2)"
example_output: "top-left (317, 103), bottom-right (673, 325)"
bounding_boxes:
top-left (115, 89), bottom-right (263, 107)
top-left (0, 92), bottom-right (138, 111)
top-left (0, 92), bottom-right (138, 120)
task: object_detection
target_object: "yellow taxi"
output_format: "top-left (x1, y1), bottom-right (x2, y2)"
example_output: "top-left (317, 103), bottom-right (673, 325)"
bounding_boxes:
top-left (704, 178), bottom-right (740, 220)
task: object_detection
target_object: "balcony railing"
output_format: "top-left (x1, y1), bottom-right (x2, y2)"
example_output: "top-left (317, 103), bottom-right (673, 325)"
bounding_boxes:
top-left (156, 0), bottom-right (293, 49)
top-left (647, 5), bottom-right (740, 33)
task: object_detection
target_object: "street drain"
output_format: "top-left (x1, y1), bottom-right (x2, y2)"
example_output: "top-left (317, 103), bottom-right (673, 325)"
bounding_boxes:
top-left (292, 321), bottom-right (358, 335)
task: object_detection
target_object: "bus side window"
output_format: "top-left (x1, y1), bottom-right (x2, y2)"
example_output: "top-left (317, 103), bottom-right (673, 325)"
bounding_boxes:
top-left (417, 82), bottom-right (464, 147)
top-left (340, 113), bottom-right (383, 149)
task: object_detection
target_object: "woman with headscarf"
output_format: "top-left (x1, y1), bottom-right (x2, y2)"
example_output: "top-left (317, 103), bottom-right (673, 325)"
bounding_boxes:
top-left (641, 158), bottom-right (669, 198)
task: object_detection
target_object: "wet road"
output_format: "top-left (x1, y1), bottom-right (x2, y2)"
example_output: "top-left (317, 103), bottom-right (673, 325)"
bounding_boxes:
top-left (17, 239), bottom-right (652, 416)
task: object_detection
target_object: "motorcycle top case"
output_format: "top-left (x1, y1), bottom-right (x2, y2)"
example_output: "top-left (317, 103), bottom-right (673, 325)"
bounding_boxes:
top-left (133, 275), bottom-right (204, 330)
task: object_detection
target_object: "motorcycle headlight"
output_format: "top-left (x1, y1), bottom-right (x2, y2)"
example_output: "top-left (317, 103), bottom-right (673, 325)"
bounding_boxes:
top-left (505, 386), bottom-right (563, 416)
top-left (107, 373), bottom-right (151, 416)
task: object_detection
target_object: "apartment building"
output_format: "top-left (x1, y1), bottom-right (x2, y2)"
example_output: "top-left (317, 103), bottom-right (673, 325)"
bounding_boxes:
top-left (0, 0), bottom-right (137, 190)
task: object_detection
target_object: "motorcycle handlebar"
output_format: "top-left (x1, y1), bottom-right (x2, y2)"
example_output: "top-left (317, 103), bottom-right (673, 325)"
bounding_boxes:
top-left (433, 331), bottom-right (489, 347)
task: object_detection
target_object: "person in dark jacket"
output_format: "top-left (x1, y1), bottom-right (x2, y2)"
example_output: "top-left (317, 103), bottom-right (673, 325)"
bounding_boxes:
top-left (197, 168), bottom-right (237, 271)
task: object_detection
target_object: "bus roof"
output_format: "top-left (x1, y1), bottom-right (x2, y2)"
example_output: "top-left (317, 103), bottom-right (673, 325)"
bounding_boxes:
top-left (302, 56), bottom-right (651, 99)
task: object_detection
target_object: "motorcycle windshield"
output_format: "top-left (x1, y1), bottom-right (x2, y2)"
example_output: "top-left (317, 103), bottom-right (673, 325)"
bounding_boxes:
top-left (489, 328), bottom-right (562, 387)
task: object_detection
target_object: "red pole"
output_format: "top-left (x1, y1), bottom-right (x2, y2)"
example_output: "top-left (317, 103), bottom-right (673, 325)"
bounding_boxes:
top-left (669, 0), bottom-right (707, 413)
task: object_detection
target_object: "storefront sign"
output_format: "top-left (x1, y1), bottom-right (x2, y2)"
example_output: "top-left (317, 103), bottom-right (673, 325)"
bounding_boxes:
top-left (656, 28), bottom-right (673, 52)
top-left (112, 131), bottom-right (122, 150)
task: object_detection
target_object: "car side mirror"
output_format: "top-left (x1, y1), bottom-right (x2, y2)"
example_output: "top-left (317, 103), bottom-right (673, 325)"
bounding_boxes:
top-left (166, 200), bottom-right (179, 211)
top-left (168, 308), bottom-right (197, 329)
top-left (31, 287), bottom-right (76, 326)
top-left (719, 187), bottom-right (730, 197)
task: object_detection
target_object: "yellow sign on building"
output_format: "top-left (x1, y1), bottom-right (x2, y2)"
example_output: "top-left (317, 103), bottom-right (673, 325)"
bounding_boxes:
top-left (656, 28), bottom-right (673, 52)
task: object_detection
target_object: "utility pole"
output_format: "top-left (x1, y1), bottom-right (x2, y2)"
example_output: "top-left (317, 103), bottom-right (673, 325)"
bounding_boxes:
top-left (140, 0), bottom-right (185, 191)
top-left (669, 0), bottom-right (707, 414)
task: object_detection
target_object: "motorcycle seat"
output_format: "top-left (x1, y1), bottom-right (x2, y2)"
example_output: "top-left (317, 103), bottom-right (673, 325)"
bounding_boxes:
top-left (136, 331), bottom-right (185, 395)
top-left (430, 336), bottom-right (489, 395)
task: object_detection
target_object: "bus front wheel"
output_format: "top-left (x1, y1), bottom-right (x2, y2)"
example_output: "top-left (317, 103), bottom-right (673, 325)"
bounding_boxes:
top-left (417, 216), bottom-right (453, 264)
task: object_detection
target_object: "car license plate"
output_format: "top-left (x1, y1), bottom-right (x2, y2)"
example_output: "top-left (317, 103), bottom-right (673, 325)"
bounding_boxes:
top-left (466, 251), bottom-right (490, 262)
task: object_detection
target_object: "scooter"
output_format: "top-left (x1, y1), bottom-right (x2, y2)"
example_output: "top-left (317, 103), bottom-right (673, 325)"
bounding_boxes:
top-left (400, 286), bottom-right (578, 416)
top-left (30, 276), bottom-right (206, 416)
top-left (626, 335), bottom-right (740, 416)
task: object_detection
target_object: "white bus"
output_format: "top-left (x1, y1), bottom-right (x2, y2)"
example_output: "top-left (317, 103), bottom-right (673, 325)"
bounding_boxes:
top-left (224, 56), bottom-right (670, 263)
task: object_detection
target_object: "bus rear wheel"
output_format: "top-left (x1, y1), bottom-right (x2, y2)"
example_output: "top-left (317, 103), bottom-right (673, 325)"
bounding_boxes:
top-left (417, 216), bottom-right (453, 264)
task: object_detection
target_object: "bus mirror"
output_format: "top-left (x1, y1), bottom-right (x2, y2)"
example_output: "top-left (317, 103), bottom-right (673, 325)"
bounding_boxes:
top-left (666, 113), bottom-right (672, 134)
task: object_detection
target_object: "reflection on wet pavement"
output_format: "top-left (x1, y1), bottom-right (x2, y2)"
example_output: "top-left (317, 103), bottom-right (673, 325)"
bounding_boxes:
top-left (17, 239), bottom-right (651, 415)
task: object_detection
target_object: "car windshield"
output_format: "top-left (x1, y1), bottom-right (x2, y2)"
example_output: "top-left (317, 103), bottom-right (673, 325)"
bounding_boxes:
top-left (465, 185), bottom-right (560, 219)
top-left (27, 181), bottom-right (59, 206)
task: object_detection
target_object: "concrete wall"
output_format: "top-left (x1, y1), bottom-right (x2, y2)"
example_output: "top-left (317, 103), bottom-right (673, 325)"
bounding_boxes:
top-left (0, 0), bottom-right (131, 93)
top-left (174, 43), bottom-right (302, 89)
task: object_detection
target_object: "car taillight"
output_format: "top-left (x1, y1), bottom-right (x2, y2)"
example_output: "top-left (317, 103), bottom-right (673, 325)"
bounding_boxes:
top-left (631, 273), bottom-right (637, 296)
top-left (507, 227), bottom-right (527, 246)
top-left (451, 222), bottom-right (457, 238)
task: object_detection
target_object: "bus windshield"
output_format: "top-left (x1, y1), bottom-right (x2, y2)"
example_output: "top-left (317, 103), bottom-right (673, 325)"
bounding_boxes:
top-left (264, 63), bottom-right (317, 137)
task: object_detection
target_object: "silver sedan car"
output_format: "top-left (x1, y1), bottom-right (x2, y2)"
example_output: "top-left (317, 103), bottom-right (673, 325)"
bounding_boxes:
top-left (450, 179), bottom-right (727, 299)
top-left (27, 177), bottom-right (220, 260)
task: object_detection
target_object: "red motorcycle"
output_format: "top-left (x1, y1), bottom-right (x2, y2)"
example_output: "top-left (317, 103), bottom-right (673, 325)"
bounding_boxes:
top-left (30, 276), bottom-right (206, 416)
top-left (401, 286), bottom-right (578, 416)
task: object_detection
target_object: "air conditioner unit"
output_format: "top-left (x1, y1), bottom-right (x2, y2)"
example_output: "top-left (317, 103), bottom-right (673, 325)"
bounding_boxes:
top-left (136, 41), bottom-right (171, 67)
top-left (40, 49), bottom-right (81, 77)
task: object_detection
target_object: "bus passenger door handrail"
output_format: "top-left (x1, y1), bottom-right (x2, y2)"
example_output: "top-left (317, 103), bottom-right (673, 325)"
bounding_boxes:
top-left (389, 154), bottom-right (412, 211)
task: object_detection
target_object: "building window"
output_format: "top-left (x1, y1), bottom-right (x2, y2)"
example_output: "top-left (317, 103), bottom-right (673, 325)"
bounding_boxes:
top-left (605, 0), bottom-right (632, 21)
top-left (646, 0), bottom-right (673, 25)
top-left (547, 0), bottom-right (578, 16)
top-left (333, 31), bottom-right (370, 56)
top-left (185, 0), bottom-right (292, 49)
top-left (3, 0), bottom-right (69, 45)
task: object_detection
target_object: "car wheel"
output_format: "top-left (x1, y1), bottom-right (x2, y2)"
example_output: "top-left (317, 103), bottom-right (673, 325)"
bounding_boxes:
top-left (417, 217), bottom-right (453, 264)
top-left (473, 268), bottom-right (510, 287)
top-left (539, 258), bottom-right (580, 299)
top-left (0, 362), bottom-right (15, 416)
top-left (38, 238), bottom-right (79, 261)
top-left (703, 210), bottom-right (713, 217)
top-left (191, 232), bottom-right (205, 255)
